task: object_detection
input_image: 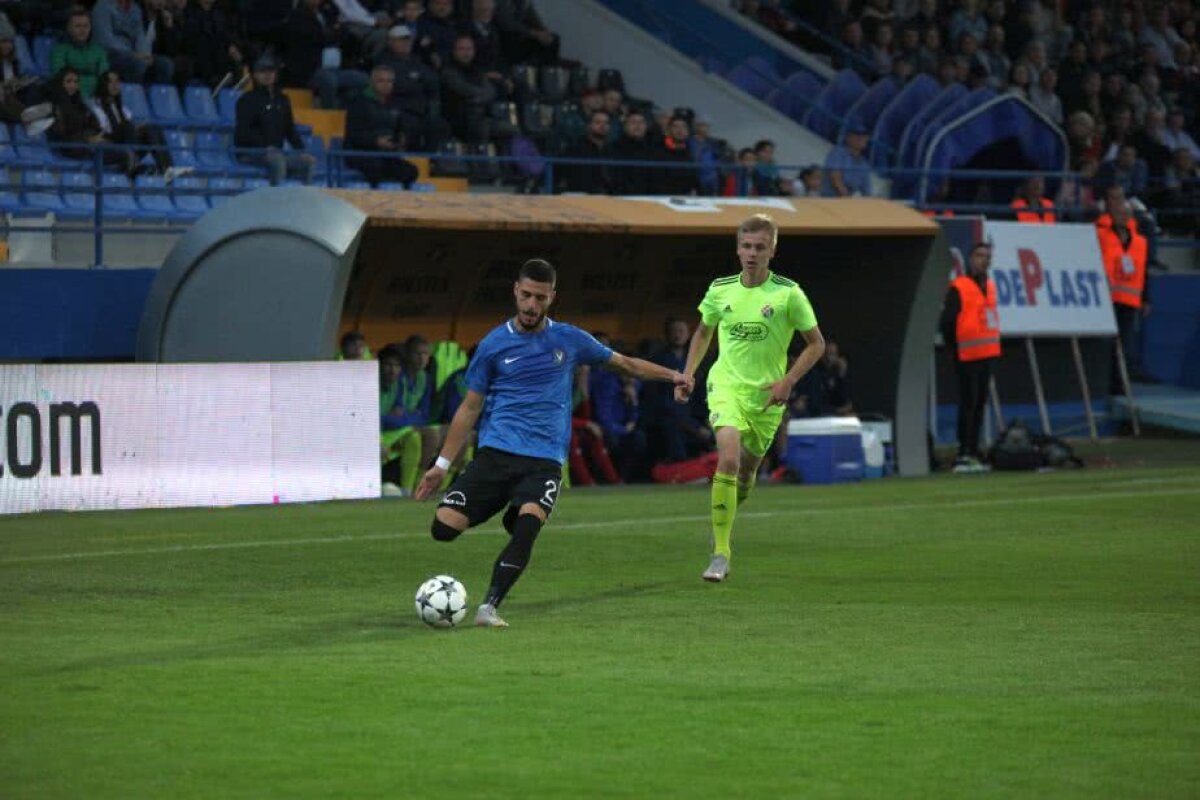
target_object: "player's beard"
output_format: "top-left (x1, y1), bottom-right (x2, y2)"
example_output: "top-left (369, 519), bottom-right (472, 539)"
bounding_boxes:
top-left (515, 308), bottom-right (545, 331)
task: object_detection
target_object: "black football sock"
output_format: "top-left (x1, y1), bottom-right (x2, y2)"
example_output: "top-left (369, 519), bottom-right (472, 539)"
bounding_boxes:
top-left (484, 513), bottom-right (543, 608)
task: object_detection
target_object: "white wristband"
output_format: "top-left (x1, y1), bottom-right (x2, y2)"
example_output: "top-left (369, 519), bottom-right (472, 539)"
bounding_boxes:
top-left (435, 456), bottom-right (452, 471)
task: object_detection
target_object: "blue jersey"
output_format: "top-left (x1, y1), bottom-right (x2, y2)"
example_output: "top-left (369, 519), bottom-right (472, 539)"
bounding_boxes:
top-left (466, 317), bottom-right (614, 464)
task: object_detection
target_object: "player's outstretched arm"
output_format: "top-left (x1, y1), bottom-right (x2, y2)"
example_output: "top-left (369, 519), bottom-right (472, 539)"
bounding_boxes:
top-left (605, 352), bottom-right (694, 396)
top-left (414, 390), bottom-right (484, 501)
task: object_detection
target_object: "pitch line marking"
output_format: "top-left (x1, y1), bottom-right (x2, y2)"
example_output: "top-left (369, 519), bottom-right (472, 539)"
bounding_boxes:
top-left (0, 486), bottom-right (1197, 565)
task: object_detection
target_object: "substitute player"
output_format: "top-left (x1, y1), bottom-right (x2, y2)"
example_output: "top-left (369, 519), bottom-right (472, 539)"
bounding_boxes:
top-left (415, 259), bottom-right (694, 628)
top-left (677, 214), bottom-right (825, 582)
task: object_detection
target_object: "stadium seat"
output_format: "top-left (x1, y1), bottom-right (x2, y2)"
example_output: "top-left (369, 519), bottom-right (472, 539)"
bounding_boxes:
top-left (803, 69), bottom-right (867, 141)
top-left (11, 127), bottom-right (76, 169)
top-left (216, 88), bottom-right (240, 127)
top-left (377, 181), bottom-right (408, 192)
top-left (98, 173), bottom-right (141, 219)
top-left (301, 134), bottom-right (329, 180)
top-left (206, 176), bottom-right (243, 208)
top-left (0, 167), bottom-right (23, 213)
top-left (339, 180), bottom-right (372, 189)
top-left (163, 129), bottom-right (200, 173)
top-left (183, 86), bottom-right (222, 128)
top-left (538, 66), bottom-right (569, 102)
top-left (725, 59), bottom-right (780, 100)
top-left (410, 182), bottom-right (435, 192)
top-left (148, 84), bottom-right (188, 126)
top-left (59, 171), bottom-right (98, 220)
top-left (194, 131), bottom-right (259, 176)
top-left (172, 175), bottom-right (209, 219)
top-left (120, 83), bottom-right (153, 124)
top-left (134, 174), bottom-right (181, 220)
top-left (0, 123), bottom-right (14, 166)
top-left (520, 101), bottom-right (554, 138)
top-left (14, 35), bottom-right (37, 76)
top-left (20, 170), bottom-right (66, 215)
top-left (327, 136), bottom-right (365, 184)
top-left (32, 36), bottom-right (56, 76)
top-left (243, 178), bottom-right (270, 190)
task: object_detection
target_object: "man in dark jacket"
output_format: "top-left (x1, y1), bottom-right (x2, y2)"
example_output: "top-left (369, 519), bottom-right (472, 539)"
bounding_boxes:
top-left (660, 114), bottom-right (699, 196)
top-left (611, 110), bottom-right (663, 195)
top-left (181, 0), bottom-right (238, 87)
top-left (559, 109), bottom-right (614, 194)
top-left (346, 64), bottom-right (419, 187)
top-left (440, 34), bottom-right (496, 144)
top-left (234, 55), bottom-right (315, 185)
top-left (282, 0), bottom-right (368, 109)
top-left (376, 24), bottom-right (450, 151)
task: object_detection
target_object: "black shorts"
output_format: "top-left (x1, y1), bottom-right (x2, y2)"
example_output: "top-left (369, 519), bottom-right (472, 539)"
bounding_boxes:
top-left (438, 447), bottom-right (563, 527)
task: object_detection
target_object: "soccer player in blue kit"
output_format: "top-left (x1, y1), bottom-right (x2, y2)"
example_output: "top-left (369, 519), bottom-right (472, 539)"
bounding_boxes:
top-left (415, 259), bottom-right (694, 628)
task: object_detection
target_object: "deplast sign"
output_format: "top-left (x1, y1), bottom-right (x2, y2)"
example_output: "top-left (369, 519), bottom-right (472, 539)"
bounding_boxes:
top-left (982, 221), bottom-right (1118, 337)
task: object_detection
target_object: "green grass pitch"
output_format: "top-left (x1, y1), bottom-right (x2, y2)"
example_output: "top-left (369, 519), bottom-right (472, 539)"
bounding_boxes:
top-left (2, 462), bottom-right (1198, 798)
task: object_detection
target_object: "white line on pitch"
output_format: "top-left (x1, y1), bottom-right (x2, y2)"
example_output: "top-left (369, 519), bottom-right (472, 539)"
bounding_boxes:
top-left (0, 486), bottom-right (1196, 565)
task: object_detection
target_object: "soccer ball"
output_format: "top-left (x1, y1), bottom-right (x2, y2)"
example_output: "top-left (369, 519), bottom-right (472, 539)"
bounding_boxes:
top-left (414, 575), bottom-right (468, 628)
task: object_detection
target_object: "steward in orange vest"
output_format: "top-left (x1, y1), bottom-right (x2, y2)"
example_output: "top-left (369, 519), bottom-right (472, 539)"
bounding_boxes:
top-left (1096, 200), bottom-right (1150, 392)
top-left (940, 242), bottom-right (1001, 469)
top-left (1011, 176), bottom-right (1057, 223)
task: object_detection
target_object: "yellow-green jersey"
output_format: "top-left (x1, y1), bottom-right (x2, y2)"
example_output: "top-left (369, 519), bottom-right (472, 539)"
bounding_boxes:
top-left (698, 271), bottom-right (818, 393)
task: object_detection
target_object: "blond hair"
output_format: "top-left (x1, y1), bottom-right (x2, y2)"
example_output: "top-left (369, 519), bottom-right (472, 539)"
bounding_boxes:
top-left (738, 213), bottom-right (778, 248)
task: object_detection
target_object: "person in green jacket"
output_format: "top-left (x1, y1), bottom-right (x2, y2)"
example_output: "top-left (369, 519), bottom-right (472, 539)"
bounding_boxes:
top-left (49, 9), bottom-right (109, 98)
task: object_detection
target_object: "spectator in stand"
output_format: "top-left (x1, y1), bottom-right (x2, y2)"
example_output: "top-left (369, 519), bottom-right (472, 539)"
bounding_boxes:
top-left (822, 0), bottom-right (854, 42)
top-left (386, 334), bottom-right (442, 484)
top-left (949, 0), bottom-right (987, 48)
top-left (588, 337), bottom-right (648, 483)
top-left (91, 0), bottom-right (173, 85)
top-left (1057, 156), bottom-right (1098, 218)
top-left (50, 9), bottom-right (109, 99)
top-left (794, 164), bottom-right (822, 196)
top-left (327, 0), bottom-right (391, 66)
top-left (641, 317), bottom-right (714, 465)
top-left (46, 66), bottom-right (133, 172)
top-left (896, 23), bottom-right (922, 67)
top-left (1029, 66), bottom-right (1063, 126)
top-left (859, 0), bottom-right (894, 29)
top-left (821, 123), bottom-right (871, 197)
top-left (752, 138), bottom-right (791, 196)
top-left (1007, 61), bottom-right (1032, 99)
top-left (612, 110), bottom-right (662, 195)
top-left (1162, 109), bottom-right (1200, 159)
top-left (689, 115), bottom-right (722, 196)
top-left (0, 30), bottom-right (48, 125)
top-left (440, 33), bottom-right (498, 144)
top-left (836, 20), bottom-right (874, 80)
top-left (935, 55), bottom-right (960, 87)
top-left (1067, 113), bottom-right (1102, 164)
top-left (377, 24), bottom-right (450, 152)
top-left (1137, 72), bottom-right (1168, 124)
top-left (462, 0), bottom-right (505, 75)
top-left (789, 339), bottom-right (853, 418)
top-left (346, 64), bottom-right (420, 188)
top-left (1057, 40), bottom-right (1089, 107)
top-left (181, 0), bottom-right (238, 88)
top-left (1135, 108), bottom-right (1174, 179)
top-left (1011, 174), bottom-right (1056, 222)
top-left (913, 24), bottom-right (941, 75)
top-left (906, 0), bottom-right (941, 36)
top-left (1140, 4), bottom-right (1184, 70)
top-left (91, 69), bottom-right (189, 180)
top-left (1101, 73), bottom-right (1128, 115)
top-left (378, 343), bottom-right (421, 496)
top-left (560, 109), bottom-right (614, 194)
top-left (339, 331), bottom-right (371, 360)
top-left (398, 0), bottom-right (423, 28)
top-left (737, 0), bottom-right (798, 40)
top-left (143, 0), bottom-right (189, 87)
top-left (1096, 143), bottom-right (1149, 204)
top-left (234, 55), bottom-right (316, 186)
top-left (495, 0), bottom-right (559, 66)
top-left (1095, 198), bottom-right (1149, 392)
top-left (601, 88), bottom-right (624, 142)
top-left (282, 0), bottom-right (370, 111)
top-left (1069, 70), bottom-right (1104, 121)
top-left (551, 89), bottom-right (599, 150)
top-left (1158, 147), bottom-right (1200, 236)
top-left (660, 114), bottom-right (699, 196)
top-left (723, 146), bottom-right (756, 197)
top-left (867, 20), bottom-right (895, 78)
top-left (416, 0), bottom-right (458, 69)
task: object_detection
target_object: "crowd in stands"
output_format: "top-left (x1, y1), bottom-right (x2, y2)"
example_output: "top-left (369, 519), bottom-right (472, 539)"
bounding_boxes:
top-left (356, 320), bottom-right (855, 493)
top-left (734, 0), bottom-right (1199, 231)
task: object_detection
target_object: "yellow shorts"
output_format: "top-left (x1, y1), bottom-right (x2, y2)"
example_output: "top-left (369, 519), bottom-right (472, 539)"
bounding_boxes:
top-left (707, 383), bottom-right (785, 459)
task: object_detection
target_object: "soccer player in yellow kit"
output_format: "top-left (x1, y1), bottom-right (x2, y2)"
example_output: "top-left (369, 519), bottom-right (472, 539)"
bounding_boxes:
top-left (677, 214), bottom-right (826, 582)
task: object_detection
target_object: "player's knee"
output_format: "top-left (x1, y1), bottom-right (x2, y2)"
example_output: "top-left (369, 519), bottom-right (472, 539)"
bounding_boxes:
top-left (430, 518), bottom-right (463, 541)
top-left (518, 501), bottom-right (547, 523)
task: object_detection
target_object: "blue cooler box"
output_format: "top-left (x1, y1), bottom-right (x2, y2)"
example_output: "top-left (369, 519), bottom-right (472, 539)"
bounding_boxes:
top-left (785, 417), bottom-right (865, 484)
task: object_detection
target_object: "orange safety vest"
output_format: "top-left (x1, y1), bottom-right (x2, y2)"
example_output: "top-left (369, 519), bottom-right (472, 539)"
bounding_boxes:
top-left (1011, 197), bottom-right (1057, 223)
top-left (952, 274), bottom-right (1001, 362)
top-left (1095, 217), bottom-right (1147, 309)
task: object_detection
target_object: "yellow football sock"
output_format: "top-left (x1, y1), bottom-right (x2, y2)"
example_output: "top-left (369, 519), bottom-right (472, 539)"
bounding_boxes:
top-left (398, 431), bottom-right (423, 492)
top-left (711, 471), bottom-right (738, 558)
top-left (737, 472), bottom-right (757, 508)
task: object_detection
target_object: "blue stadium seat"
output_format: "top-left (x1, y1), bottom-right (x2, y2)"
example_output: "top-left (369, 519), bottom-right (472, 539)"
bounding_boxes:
top-left (195, 130), bottom-right (260, 176)
top-left (11, 126), bottom-right (76, 169)
top-left (183, 86), bottom-right (222, 128)
top-left (725, 61), bottom-right (779, 100)
top-left (0, 123), bottom-right (14, 166)
top-left (410, 182), bottom-right (435, 192)
top-left (58, 171), bottom-right (97, 220)
top-left (377, 182), bottom-right (408, 192)
top-left (206, 176), bottom-right (242, 207)
top-left (120, 83), bottom-right (153, 124)
top-left (148, 84), bottom-right (188, 126)
top-left (20, 170), bottom-right (65, 215)
top-left (339, 180), bottom-right (372, 189)
top-left (172, 176), bottom-right (209, 218)
top-left (98, 173), bottom-right (141, 219)
top-left (163, 129), bottom-right (200, 173)
top-left (302, 134), bottom-right (328, 179)
top-left (216, 88), bottom-right (240, 127)
top-left (0, 167), bottom-right (22, 213)
top-left (242, 177), bottom-right (270, 190)
top-left (14, 35), bottom-right (37, 76)
top-left (32, 36), bottom-right (56, 77)
top-left (134, 174), bottom-right (182, 220)
top-left (803, 69), bottom-right (867, 141)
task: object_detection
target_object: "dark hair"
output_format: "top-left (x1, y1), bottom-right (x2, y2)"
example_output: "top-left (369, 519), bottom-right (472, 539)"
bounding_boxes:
top-left (737, 147), bottom-right (754, 159)
top-left (588, 109), bottom-right (609, 124)
top-left (340, 331), bottom-right (365, 348)
top-left (378, 344), bottom-right (404, 363)
top-left (404, 334), bottom-right (428, 351)
top-left (970, 242), bottom-right (992, 255)
top-left (753, 138), bottom-right (774, 153)
top-left (518, 258), bottom-right (556, 285)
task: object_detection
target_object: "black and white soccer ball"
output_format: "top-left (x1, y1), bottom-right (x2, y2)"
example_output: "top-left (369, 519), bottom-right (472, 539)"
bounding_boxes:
top-left (414, 575), bottom-right (468, 628)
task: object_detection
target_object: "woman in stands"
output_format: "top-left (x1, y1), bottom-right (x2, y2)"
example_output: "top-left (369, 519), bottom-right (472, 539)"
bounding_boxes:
top-left (90, 70), bottom-right (188, 181)
top-left (46, 66), bottom-right (134, 173)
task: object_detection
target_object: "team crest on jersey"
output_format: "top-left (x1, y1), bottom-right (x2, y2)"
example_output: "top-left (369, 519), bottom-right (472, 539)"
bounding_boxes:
top-left (553, 349), bottom-right (565, 363)
top-left (761, 304), bottom-right (774, 318)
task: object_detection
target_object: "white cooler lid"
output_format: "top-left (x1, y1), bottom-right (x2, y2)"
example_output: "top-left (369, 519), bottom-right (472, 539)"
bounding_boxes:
top-left (787, 416), bottom-right (863, 436)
